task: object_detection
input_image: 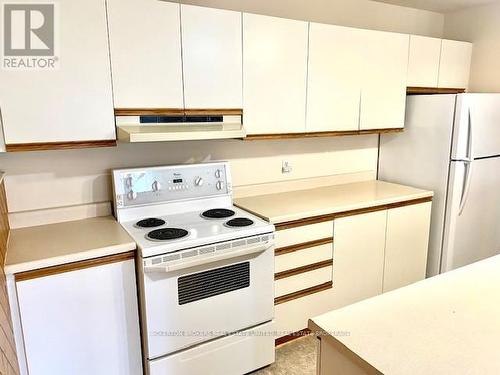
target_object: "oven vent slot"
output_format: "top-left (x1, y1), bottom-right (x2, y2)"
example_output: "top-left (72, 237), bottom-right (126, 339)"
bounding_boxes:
top-left (140, 115), bottom-right (224, 124)
top-left (178, 262), bottom-right (250, 305)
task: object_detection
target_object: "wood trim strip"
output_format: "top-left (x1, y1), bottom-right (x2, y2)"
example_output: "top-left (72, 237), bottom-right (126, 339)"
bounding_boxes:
top-left (15, 251), bottom-right (135, 282)
top-left (245, 128), bottom-right (403, 140)
top-left (275, 281), bottom-right (333, 305)
top-left (275, 328), bottom-right (311, 346)
top-left (275, 259), bottom-right (333, 280)
top-left (407, 86), bottom-right (466, 95)
top-left (276, 214), bottom-right (337, 231)
top-left (114, 108), bottom-right (243, 116)
top-left (6, 139), bottom-right (116, 152)
top-left (275, 196), bottom-right (433, 230)
top-left (114, 108), bottom-right (185, 116)
top-left (0, 180), bottom-right (19, 375)
top-left (184, 108), bottom-right (243, 116)
top-left (275, 237), bottom-right (333, 256)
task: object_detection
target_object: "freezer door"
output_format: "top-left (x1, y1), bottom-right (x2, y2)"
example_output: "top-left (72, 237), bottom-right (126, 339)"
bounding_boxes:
top-left (453, 94), bottom-right (500, 160)
top-left (442, 157), bottom-right (500, 272)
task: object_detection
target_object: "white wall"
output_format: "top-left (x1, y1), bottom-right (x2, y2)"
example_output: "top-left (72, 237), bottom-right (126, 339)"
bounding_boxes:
top-left (181, 0), bottom-right (444, 37)
top-left (443, 2), bottom-right (500, 92)
top-left (0, 136), bottom-right (378, 226)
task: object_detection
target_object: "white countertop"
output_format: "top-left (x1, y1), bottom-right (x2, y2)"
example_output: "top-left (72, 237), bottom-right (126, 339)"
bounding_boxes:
top-left (235, 180), bottom-right (433, 223)
top-left (5, 216), bottom-right (136, 274)
top-left (310, 255), bottom-right (500, 375)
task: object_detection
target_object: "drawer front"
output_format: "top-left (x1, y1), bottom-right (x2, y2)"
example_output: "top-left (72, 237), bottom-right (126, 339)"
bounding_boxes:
top-left (275, 266), bottom-right (333, 298)
top-left (275, 243), bottom-right (333, 273)
top-left (275, 286), bottom-right (335, 336)
top-left (275, 221), bottom-right (333, 248)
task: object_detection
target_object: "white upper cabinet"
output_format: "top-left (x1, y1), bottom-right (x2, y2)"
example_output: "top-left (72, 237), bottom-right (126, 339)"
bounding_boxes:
top-left (107, 0), bottom-right (183, 109)
top-left (438, 40), bottom-right (472, 89)
top-left (243, 14), bottom-right (308, 135)
top-left (359, 30), bottom-right (409, 130)
top-left (407, 35), bottom-right (441, 87)
top-left (181, 5), bottom-right (242, 109)
top-left (0, 0), bottom-right (115, 145)
top-left (307, 24), bottom-right (363, 132)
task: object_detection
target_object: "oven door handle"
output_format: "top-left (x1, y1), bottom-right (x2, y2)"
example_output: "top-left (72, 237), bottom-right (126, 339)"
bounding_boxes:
top-left (144, 242), bottom-right (274, 274)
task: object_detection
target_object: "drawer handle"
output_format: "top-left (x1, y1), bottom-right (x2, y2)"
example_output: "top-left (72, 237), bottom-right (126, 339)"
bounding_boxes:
top-left (275, 281), bottom-right (333, 305)
top-left (275, 237), bottom-right (333, 256)
top-left (275, 259), bottom-right (333, 280)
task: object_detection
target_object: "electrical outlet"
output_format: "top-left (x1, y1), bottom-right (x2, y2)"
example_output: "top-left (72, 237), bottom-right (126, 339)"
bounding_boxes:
top-left (282, 160), bottom-right (292, 174)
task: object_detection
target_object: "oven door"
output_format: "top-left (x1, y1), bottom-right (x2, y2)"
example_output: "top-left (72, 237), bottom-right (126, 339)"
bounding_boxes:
top-left (141, 242), bottom-right (274, 360)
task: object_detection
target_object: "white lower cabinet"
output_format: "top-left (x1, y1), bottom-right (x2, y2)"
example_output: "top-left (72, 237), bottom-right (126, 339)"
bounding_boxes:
top-left (383, 202), bottom-right (432, 292)
top-left (333, 210), bottom-right (387, 306)
top-left (274, 202), bottom-right (431, 337)
top-left (15, 258), bottom-right (142, 375)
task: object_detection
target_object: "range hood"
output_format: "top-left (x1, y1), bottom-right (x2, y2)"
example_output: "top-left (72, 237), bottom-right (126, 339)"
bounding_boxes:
top-left (114, 109), bottom-right (245, 142)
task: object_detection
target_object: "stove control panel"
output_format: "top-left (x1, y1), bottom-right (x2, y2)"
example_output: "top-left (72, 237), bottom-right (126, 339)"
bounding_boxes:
top-left (113, 162), bottom-right (232, 208)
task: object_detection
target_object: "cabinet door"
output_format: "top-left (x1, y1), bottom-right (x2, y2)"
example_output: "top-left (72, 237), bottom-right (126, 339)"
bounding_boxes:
top-left (333, 211), bottom-right (386, 307)
top-left (0, 0), bottom-right (115, 145)
top-left (181, 5), bottom-right (242, 109)
top-left (359, 30), bottom-right (409, 130)
top-left (438, 40), bottom-right (472, 89)
top-left (383, 203), bottom-right (431, 292)
top-left (407, 35), bottom-right (441, 87)
top-left (306, 23), bottom-right (363, 132)
top-left (16, 259), bottom-right (142, 375)
top-left (243, 13), bottom-right (308, 134)
top-left (107, 0), bottom-right (183, 109)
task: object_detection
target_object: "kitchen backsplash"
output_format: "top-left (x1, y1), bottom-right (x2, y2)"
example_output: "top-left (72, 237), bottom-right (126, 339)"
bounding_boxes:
top-left (0, 135), bottom-right (377, 227)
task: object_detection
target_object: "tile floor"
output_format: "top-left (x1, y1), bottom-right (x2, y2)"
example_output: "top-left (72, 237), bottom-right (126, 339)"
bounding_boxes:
top-left (251, 335), bottom-right (317, 375)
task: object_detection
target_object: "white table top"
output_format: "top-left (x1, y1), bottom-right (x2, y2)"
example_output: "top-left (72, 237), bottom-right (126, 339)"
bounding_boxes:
top-left (235, 180), bottom-right (433, 224)
top-left (5, 216), bottom-right (136, 274)
top-left (310, 255), bottom-right (500, 375)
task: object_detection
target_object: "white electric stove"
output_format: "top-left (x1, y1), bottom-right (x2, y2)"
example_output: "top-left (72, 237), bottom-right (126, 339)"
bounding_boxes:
top-left (112, 162), bottom-right (275, 375)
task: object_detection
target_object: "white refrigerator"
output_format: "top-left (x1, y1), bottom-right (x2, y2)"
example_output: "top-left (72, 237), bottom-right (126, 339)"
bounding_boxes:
top-left (379, 94), bottom-right (500, 276)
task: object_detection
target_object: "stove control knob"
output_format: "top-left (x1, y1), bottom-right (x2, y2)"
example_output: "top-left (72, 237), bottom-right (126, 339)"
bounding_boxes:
top-left (125, 176), bottom-right (133, 188)
top-left (127, 190), bottom-right (138, 200)
top-left (194, 177), bottom-right (203, 187)
top-left (216, 181), bottom-right (223, 190)
top-left (152, 181), bottom-right (161, 192)
top-left (215, 169), bottom-right (221, 178)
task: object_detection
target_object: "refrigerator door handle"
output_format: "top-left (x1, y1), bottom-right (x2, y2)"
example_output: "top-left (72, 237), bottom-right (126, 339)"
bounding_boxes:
top-left (458, 160), bottom-right (473, 216)
top-left (466, 107), bottom-right (474, 161)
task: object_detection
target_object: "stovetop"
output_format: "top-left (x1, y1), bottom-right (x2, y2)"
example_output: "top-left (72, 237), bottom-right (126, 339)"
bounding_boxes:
top-left (121, 205), bottom-right (274, 258)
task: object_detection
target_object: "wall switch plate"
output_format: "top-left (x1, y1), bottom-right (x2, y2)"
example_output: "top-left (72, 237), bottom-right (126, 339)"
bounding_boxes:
top-left (282, 160), bottom-right (292, 174)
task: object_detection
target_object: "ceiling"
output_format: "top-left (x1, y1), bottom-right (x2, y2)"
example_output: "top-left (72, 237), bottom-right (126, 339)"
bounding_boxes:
top-left (373, 0), bottom-right (497, 13)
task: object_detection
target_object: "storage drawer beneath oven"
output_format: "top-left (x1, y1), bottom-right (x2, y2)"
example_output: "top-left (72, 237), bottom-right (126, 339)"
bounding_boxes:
top-left (275, 266), bottom-right (333, 298)
top-left (275, 243), bottom-right (333, 273)
top-left (148, 321), bottom-right (275, 375)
